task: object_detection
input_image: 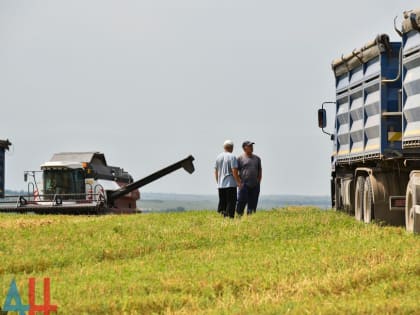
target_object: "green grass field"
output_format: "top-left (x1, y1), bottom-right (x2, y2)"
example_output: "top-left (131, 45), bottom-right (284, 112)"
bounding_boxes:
top-left (0, 208), bottom-right (419, 314)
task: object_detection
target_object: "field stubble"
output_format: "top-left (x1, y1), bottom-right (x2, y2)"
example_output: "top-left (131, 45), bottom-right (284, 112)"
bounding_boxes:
top-left (0, 207), bottom-right (418, 314)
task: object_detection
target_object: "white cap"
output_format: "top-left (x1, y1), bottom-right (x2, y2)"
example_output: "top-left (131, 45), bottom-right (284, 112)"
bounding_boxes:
top-left (223, 139), bottom-right (234, 147)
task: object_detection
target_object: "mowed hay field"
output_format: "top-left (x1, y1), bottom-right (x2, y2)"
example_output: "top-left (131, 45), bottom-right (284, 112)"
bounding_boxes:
top-left (0, 208), bottom-right (419, 314)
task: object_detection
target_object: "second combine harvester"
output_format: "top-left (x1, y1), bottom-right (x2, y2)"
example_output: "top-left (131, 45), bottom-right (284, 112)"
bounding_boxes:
top-left (318, 8), bottom-right (420, 233)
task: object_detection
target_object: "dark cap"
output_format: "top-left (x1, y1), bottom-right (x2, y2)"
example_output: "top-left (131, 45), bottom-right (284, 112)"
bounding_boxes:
top-left (242, 141), bottom-right (255, 148)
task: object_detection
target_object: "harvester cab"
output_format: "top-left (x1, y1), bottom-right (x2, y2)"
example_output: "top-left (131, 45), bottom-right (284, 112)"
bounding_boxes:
top-left (37, 152), bottom-right (134, 203)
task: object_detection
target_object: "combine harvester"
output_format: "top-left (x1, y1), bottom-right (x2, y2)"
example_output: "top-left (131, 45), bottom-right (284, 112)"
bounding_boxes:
top-left (0, 152), bottom-right (195, 214)
top-left (318, 8), bottom-right (420, 233)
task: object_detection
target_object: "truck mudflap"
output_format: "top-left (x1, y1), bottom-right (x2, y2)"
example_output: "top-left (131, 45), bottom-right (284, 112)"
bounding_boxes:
top-left (389, 196), bottom-right (406, 211)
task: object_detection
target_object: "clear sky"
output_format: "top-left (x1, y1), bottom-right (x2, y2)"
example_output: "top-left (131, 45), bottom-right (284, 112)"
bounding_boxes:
top-left (0, 0), bottom-right (414, 195)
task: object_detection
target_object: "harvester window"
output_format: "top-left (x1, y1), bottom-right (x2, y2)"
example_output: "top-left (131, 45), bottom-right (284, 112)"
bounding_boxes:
top-left (43, 169), bottom-right (85, 200)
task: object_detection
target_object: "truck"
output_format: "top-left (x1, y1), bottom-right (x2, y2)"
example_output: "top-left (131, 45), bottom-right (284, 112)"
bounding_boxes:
top-left (0, 152), bottom-right (195, 214)
top-left (318, 8), bottom-right (420, 233)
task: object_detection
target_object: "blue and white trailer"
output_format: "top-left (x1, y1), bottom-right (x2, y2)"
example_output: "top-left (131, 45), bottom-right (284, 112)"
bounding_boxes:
top-left (318, 9), bottom-right (420, 233)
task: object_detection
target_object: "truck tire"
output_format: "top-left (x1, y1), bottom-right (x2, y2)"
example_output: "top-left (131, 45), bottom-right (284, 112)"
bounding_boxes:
top-left (363, 177), bottom-right (374, 223)
top-left (354, 176), bottom-right (364, 221)
top-left (405, 181), bottom-right (420, 233)
top-left (331, 178), bottom-right (335, 208)
top-left (335, 178), bottom-right (342, 211)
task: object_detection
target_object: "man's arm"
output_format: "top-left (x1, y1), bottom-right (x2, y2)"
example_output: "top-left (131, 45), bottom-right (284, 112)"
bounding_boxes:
top-left (258, 168), bottom-right (262, 183)
top-left (215, 169), bottom-right (219, 183)
top-left (232, 168), bottom-right (242, 188)
top-left (232, 156), bottom-right (242, 188)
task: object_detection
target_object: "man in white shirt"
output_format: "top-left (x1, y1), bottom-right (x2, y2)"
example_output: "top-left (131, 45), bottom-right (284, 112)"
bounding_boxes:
top-left (215, 140), bottom-right (242, 218)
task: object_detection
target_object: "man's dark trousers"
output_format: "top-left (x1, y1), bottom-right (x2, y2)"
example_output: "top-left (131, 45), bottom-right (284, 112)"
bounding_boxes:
top-left (236, 184), bottom-right (260, 215)
top-left (218, 187), bottom-right (237, 218)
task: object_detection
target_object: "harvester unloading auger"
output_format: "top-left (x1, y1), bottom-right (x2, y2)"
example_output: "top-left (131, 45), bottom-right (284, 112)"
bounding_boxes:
top-left (0, 153), bottom-right (195, 214)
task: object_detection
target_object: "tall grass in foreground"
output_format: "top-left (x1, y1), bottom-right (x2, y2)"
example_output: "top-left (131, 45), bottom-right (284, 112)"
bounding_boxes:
top-left (0, 207), bottom-right (418, 314)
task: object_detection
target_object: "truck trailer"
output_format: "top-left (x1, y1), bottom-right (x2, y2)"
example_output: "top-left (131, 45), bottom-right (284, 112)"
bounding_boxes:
top-left (318, 9), bottom-right (420, 233)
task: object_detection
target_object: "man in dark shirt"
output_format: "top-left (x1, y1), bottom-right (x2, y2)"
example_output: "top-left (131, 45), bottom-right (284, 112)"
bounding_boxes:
top-left (236, 141), bottom-right (262, 216)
